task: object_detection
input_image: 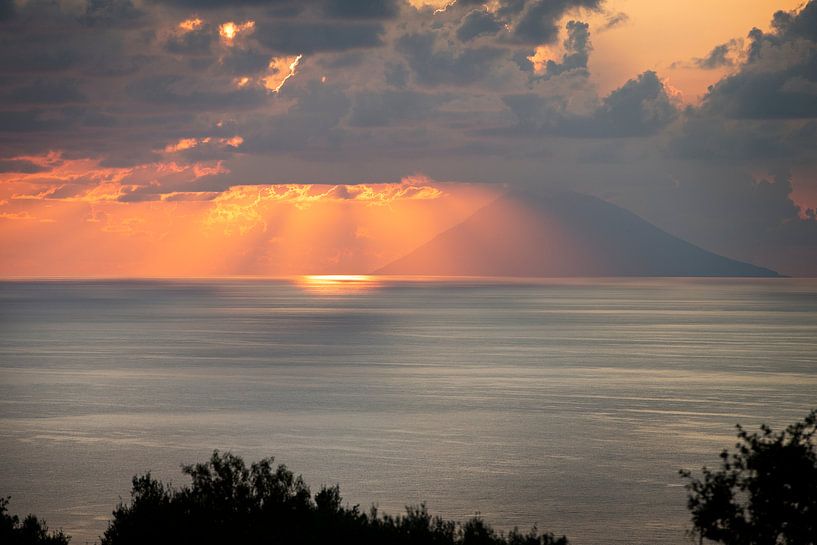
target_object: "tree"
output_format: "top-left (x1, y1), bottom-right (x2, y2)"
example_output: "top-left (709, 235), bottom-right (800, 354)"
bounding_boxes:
top-left (0, 497), bottom-right (70, 545)
top-left (680, 409), bottom-right (817, 545)
top-left (101, 450), bottom-right (568, 545)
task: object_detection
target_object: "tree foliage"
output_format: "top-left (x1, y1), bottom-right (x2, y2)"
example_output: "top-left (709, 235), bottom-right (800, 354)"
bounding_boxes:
top-left (101, 450), bottom-right (567, 545)
top-left (0, 497), bottom-right (70, 545)
top-left (680, 409), bottom-right (817, 545)
top-left (6, 409), bottom-right (817, 545)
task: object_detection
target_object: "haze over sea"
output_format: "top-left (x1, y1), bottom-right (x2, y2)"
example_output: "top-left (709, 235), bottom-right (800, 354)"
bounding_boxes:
top-left (1, 278), bottom-right (816, 545)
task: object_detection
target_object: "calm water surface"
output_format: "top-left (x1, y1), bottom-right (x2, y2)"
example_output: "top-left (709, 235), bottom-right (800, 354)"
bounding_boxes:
top-left (1, 278), bottom-right (816, 545)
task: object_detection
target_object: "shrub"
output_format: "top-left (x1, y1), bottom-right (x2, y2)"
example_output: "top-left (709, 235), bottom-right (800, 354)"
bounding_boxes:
top-left (101, 450), bottom-right (567, 545)
top-left (0, 497), bottom-right (70, 545)
top-left (680, 409), bottom-right (817, 545)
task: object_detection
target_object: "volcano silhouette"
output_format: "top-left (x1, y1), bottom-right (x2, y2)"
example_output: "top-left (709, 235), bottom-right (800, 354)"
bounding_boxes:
top-left (376, 190), bottom-right (778, 277)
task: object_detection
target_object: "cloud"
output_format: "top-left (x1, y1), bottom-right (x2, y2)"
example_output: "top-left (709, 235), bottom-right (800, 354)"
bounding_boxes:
top-left (509, 0), bottom-right (601, 45)
top-left (255, 20), bottom-right (386, 54)
top-left (163, 24), bottom-right (216, 55)
top-left (349, 89), bottom-right (451, 126)
top-left (456, 9), bottom-right (502, 42)
top-left (701, 5), bottom-right (817, 120)
top-left (617, 166), bottom-right (817, 276)
top-left (322, 0), bottom-right (402, 20)
top-left (0, 0), bottom-right (15, 21)
top-left (126, 74), bottom-right (268, 109)
top-left (542, 20), bottom-right (591, 77)
top-left (396, 31), bottom-right (507, 86)
top-left (0, 0), bottom-right (816, 274)
top-left (669, 1), bottom-right (817, 166)
top-left (82, 0), bottom-right (146, 28)
top-left (771, 0), bottom-right (817, 42)
top-left (220, 48), bottom-right (272, 75)
top-left (241, 82), bottom-right (352, 154)
top-left (147, 0), bottom-right (401, 19)
top-left (0, 159), bottom-right (48, 174)
top-left (504, 70), bottom-right (679, 137)
top-left (693, 39), bottom-right (740, 69)
top-left (601, 11), bottom-right (628, 31)
top-left (4, 79), bottom-right (86, 105)
top-left (589, 71), bottom-right (678, 136)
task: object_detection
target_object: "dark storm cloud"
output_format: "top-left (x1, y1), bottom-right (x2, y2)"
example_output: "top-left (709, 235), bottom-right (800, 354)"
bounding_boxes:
top-left (0, 6), bottom-right (151, 77)
top-left (693, 40), bottom-right (739, 69)
top-left (1, 0), bottom-right (816, 274)
top-left (509, 0), bottom-right (601, 45)
top-left (147, 0), bottom-right (400, 19)
top-left (0, 36), bottom-right (80, 74)
top-left (220, 48), bottom-right (272, 75)
top-left (667, 1), bottom-right (817, 167)
top-left (670, 113), bottom-right (817, 162)
top-left (145, 0), bottom-right (289, 8)
top-left (0, 159), bottom-right (48, 173)
top-left (542, 20), bottom-right (591, 77)
top-left (349, 89), bottom-right (451, 127)
top-left (163, 26), bottom-right (215, 55)
top-left (384, 61), bottom-right (409, 87)
top-left (456, 9), bottom-right (502, 42)
top-left (504, 70), bottom-right (678, 137)
top-left (125, 74), bottom-right (268, 110)
top-left (4, 79), bottom-right (86, 105)
top-left (396, 31), bottom-right (507, 86)
top-left (255, 20), bottom-right (385, 54)
top-left (588, 71), bottom-right (678, 136)
top-left (772, 0), bottom-right (817, 41)
top-left (0, 108), bottom-right (79, 133)
top-left (241, 82), bottom-right (351, 153)
top-left (0, 0), bottom-right (15, 21)
top-left (322, 0), bottom-right (401, 19)
top-left (627, 3), bottom-right (817, 275)
top-left (617, 165), bottom-right (817, 276)
top-left (82, 0), bottom-right (146, 28)
top-left (701, 5), bottom-right (817, 120)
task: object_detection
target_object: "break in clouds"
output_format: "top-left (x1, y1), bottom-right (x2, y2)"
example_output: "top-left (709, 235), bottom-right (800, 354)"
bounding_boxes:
top-left (0, 0), bottom-right (816, 274)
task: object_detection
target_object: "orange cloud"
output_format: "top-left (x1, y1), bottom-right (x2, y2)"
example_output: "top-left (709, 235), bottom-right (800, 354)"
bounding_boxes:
top-left (219, 20), bottom-right (255, 45)
top-left (205, 178), bottom-right (446, 235)
top-left (164, 136), bottom-right (244, 153)
top-left (178, 17), bottom-right (203, 32)
top-left (263, 55), bottom-right (302, 93)
top-left (527, 45), bottom-right (553, 74)
top-left (164, 138), bottom-right (199, 153)
top-left (408, 0), bottom-right (456, 12)
top-left (0, 155), bottom-right (499, 277)
top-left (0, 152), bottom-right (227, 206)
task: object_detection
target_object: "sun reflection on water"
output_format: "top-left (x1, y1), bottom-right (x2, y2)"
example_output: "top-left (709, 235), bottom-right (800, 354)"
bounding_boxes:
top-left (295, 275), bottom-right (382, 295)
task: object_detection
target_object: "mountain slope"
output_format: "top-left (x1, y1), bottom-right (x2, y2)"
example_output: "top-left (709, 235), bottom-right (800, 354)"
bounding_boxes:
top-left (376, 190), bottom-right (778, 277)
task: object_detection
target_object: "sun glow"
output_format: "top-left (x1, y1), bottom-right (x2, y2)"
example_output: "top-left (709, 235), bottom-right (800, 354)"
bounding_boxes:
top-left (0, 155), bottom-right (500, 277)
top-left (296, 275), bottom-right (382, 295)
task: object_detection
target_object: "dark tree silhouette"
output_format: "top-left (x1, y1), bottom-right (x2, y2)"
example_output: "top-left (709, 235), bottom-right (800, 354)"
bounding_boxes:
top-left (101, 451), bottom-right (568, 545)
top-left (10, 410), bottom-right (816, 545)
top-left (0, 497), bottom-right (70, 545)
top-left (680, 409), bottom-right (817, 545)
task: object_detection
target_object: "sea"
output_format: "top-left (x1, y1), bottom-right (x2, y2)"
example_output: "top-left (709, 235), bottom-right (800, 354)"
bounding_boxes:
top-left (1, 277), bottom-right (816, 545)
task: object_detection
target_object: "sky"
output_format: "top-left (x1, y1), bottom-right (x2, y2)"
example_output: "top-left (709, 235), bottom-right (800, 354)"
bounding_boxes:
top-left (0, 0), bottom-right (815, 276)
